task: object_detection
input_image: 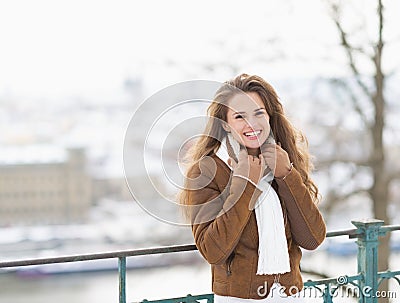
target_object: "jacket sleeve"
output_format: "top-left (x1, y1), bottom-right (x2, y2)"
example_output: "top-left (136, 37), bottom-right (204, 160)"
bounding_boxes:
top-left (186, 158), bottom-right (262, 265)
top-left (275, 168), bottom-right (326, 250)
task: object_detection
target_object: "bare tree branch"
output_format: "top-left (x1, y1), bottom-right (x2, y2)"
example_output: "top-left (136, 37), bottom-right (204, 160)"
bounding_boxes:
top-left (378, 0), bottom-right (384, 53)
top-left (321, 161), bottom-right (371, 212)
top-left (331, 188), bottom-right (369, 202)
top-left (372, 0), bottom-right (384, 86)
top-left (329, 78), bottom-right (370, 127)
top-left (326, 2), bottom-right (391, 301)
top-left (352, 46), bottom-right (370, 56)
top-left (371, 0), bottom-right (385, 110)
top-left (329, 3), bottom-right (372, 98)
top-left (323, 188), bottom-right (369, 214)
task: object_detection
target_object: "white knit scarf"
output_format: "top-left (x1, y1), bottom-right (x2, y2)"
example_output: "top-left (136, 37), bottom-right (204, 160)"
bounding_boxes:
top-left (216, 133), bottom-right (290, 275)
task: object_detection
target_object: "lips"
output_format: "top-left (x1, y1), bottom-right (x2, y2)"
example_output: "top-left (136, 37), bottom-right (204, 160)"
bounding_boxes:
top-left (243, 130), bottom-right (263, 142)
top-left (244, 130), bottom-right (261, 137)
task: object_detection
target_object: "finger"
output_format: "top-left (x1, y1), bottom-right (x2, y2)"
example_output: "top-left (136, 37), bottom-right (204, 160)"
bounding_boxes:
top-left (252, 155), bottom-right (261, 165)
top-left (247, 155), bottom-right (256, 163)
top-left (276, 144), bottom-right (288, 155)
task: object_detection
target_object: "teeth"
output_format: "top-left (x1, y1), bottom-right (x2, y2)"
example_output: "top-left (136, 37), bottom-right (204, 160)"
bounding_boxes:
top-left (244, 130), bottom-right (261, 136)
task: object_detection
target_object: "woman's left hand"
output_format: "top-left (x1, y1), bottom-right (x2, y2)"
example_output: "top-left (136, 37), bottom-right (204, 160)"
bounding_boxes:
top-left (261, 143), bottom-right (292, 178)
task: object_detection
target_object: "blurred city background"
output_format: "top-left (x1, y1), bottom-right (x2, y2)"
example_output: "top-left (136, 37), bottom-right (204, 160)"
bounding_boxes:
top-left (0, 0), bottom-right (399, 302)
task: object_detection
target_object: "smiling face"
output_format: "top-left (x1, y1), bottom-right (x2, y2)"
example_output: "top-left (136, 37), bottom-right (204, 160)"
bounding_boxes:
top-left (225, 91), bottom-right (270, 154)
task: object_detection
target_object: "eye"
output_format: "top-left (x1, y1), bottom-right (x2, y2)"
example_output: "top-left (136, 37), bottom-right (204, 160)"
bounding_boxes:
top-left (255, 110), bottom-right (266, 116)
top-left (234, 114), bottom-right (244, 119)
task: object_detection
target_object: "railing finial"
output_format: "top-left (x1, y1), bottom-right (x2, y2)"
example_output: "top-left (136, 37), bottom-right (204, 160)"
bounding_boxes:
top-left (352, 218), bottom-right (384, 303)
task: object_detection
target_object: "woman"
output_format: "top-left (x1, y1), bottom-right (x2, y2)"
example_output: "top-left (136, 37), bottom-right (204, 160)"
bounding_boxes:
top-left (180, 74), bottom-right (326, 301)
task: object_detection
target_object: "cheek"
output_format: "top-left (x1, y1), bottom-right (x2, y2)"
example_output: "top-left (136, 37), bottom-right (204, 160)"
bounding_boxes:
top-left (261, 117), bottom-right (271, 134)
top-left (264, 122), bottom-right (271, 135)
top-left (227, 120), bottom-right (244, 139)
top-left (228, 120), bottom-right (244, 144)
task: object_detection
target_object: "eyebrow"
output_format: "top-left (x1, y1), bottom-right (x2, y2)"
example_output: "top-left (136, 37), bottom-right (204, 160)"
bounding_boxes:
top-left (232, 108), bottom-right (266, 115)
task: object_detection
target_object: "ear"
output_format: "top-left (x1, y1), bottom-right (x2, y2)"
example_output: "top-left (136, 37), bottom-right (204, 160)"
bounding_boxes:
top-left (221, 123), bottom-right (230, 133)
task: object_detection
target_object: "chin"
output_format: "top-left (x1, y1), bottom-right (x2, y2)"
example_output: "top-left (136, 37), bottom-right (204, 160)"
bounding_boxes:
top-left (244, 142), bottom-right (262, 149)
top-left (242, 138), bottom-right (266, 150)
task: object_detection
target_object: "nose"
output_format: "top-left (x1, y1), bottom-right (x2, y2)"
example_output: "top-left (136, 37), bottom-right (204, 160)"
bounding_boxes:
top-left (244, 116), bottom-right (258, 130)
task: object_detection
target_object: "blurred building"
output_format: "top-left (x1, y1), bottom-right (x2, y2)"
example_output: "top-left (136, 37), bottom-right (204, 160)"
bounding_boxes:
top-left (91, 176), bottom-right (133, 202)
top-left (0, 146), bottom-right (92, 226)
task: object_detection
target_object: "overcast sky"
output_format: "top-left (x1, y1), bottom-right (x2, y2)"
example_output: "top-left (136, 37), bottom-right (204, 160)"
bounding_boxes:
top-left (0, 0), bottom-right (399, 102)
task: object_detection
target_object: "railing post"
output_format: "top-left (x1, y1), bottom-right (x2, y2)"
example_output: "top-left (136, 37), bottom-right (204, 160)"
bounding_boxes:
top-left (322, 283), bottom-right (334, 303)
top-left (119, 257), bottom-right (127, 303)
top-left (352, 219), bottom-right (384, 303)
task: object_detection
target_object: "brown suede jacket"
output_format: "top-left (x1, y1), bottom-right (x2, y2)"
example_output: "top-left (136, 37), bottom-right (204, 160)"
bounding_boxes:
top-left (186, 155), bottom-right (326, 299)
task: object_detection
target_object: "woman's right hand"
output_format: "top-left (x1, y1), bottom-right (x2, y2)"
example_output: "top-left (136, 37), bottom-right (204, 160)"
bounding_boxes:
top-left (228, 149), bottom-right (265, 185)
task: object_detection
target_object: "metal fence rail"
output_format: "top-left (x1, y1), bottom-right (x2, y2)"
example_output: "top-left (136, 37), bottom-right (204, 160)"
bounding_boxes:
top-left (0, 219), bottom-right (399, 303)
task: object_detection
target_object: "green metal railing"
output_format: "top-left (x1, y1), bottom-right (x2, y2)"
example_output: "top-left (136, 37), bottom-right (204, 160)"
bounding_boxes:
top-left (302, 219), bottom-right (400, 302)
top-left (0, 219), bottom-right (399, 303)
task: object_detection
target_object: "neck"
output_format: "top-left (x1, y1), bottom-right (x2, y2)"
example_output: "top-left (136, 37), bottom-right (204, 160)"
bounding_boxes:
top-left (247, 147), bottom-right (260, 157)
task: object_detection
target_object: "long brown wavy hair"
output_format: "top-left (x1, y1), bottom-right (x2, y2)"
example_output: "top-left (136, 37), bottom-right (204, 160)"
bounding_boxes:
top-left (180, 73), bottom-right (319, 204)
